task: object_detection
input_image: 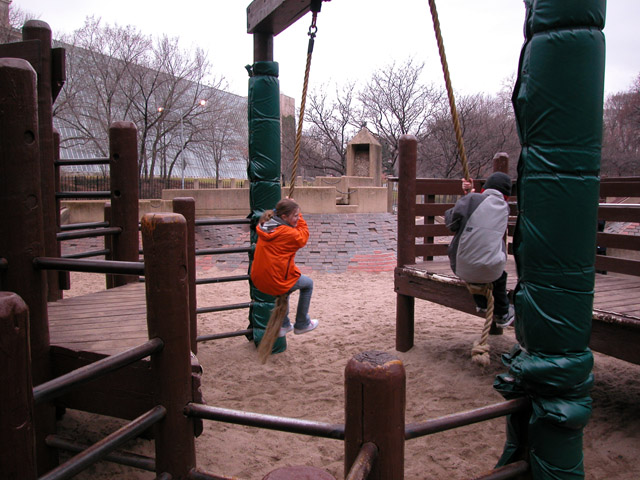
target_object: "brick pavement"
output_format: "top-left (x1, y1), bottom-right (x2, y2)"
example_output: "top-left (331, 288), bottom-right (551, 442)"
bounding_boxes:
top-left (59, 213), bottom-right (399, 274)
top-left (195, 213), bottom-right (398, 274)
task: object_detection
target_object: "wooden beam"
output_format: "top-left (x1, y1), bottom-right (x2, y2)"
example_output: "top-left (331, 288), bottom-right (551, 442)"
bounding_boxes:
top-left (247, 0), bottom-right (312, 35)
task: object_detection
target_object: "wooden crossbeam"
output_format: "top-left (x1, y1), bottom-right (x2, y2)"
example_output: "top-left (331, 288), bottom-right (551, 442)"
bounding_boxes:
top-left (247, 0), bottom-right (313, 35)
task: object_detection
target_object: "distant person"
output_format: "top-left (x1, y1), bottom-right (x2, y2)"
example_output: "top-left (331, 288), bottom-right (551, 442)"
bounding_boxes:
top-left (251, 197), bottom-right (319, 336)
top-left (445, 172), bottom-right (515, 327)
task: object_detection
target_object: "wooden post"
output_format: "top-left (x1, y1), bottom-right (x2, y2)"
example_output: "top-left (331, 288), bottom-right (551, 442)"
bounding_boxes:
top-left (0, 292), bottom-right (37, 480)
top-left (107, 121), bottom-right (140, 288)
top-left (253, 32), bottom-right (274, 62)
top-left (22, 20), bottom-right (61, 301)
top-left (172, 197), bottom-right (197, 354)
top-left (493, 152), bottom-right (509, 174)
top-left (0, 57), bottom-right (57, 473)
top-left (344, 351), bottom-right (405, 480)
top-left (53, 128), bottom-right (70, 291)
top-left (141, 213), bottom-right (196, 477)
top-left (395, 135), bottom-right (417, 352)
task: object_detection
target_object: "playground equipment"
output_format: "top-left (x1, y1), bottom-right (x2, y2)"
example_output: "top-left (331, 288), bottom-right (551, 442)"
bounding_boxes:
top-left (3, 0), bottom-right (635, 478)
top-left (1, 8), bottom-right (537, 480)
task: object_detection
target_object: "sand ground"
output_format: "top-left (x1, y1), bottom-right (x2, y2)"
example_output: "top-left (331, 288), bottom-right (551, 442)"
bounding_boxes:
top-left (56, 269), bottom-right (640, 479)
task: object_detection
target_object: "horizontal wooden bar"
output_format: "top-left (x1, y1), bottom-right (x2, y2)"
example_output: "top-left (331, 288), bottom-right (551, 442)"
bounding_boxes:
top-left (56, 158), bottom-right (109, 166)
top-left (598, 204), bottom-right (640, 222)
top-left (247, 0), bottom-right (312, 35)
top-left (415, 203), bottom-right (452, 217)
top-left (195, 218), bottom-right (251, 226)
top-left (414, 224), bottom-right (451, 237)
top-left (56, 227), bottom-right (122, 241)
top-left (196, 275), bottom-right (250, 285)
top-left (197, 302), bottom-right (252, 314)
top-left (56, 191), bottom-right (111, 199)
top-left (33, 338), bottom-right (164, 404)
top-left (599, 180), bottom-right (640, 197)
top-left (595, 255), bottom-right (640, 277)
top-left (196, 247), bottom-right (252, 256)
top-left (184, 403), bottom-right (345, 440)
top-left (197, 329), bottom-right (253, 342)
top-left (45, 435), bottom-right (155, 472)
top-left (405, 397), bottom-right (529, 440)
top-left (62, 249), bottom-right (111, 260)
top-left (597, 232), bottom-right (640, 250)
top-left (415, 244), bottom-right (448, 258)
top-left (34, 257), bottom-right (144, 275)
top-left (60, 221), bottom-right (110, 231)
top-left (40, 406), bottom-right (166, 480)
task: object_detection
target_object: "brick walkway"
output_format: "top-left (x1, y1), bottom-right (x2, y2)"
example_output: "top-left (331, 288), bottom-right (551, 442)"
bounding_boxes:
top-left (62, 213), bottom-right (399, 274)
top-left (196, 213), bottom-right (398, 274)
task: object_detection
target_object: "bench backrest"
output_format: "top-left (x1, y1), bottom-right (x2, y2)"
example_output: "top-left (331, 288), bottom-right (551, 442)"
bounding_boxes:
top-left (402, 177), bottom-right (640, 277)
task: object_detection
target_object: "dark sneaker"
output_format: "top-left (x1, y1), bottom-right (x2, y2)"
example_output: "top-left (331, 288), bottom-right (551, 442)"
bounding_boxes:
top-left (294, 319), bottom-right (319, 335)
top-left (494, 305), bottom-right (515, 328)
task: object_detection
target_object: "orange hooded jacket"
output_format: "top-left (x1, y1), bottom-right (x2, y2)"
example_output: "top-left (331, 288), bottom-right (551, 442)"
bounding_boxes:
top-left (250, 214), bottom-right (309, 296)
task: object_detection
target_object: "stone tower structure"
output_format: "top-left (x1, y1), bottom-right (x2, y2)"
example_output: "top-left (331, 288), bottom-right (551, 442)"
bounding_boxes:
top-left (346, 126), bottom-right (383, 186)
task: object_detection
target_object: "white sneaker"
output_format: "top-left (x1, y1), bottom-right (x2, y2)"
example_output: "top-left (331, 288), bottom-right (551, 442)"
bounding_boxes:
top-left (279, 324), bottom-right (294, 337)
top-left (294, 319), bottom-right (319, 335)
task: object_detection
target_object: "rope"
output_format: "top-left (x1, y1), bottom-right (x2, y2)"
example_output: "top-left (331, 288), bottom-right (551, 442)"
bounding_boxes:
top-left (466, 283), bottom-right (494, 367)
top-left (289, 9), bottom-right (319, 199)
top-left (257, 294), bottom-right (289, 364)
top-left (427, 0), bottom-right (469, 180)
top-left (428, 0), bottom-right (497, 366)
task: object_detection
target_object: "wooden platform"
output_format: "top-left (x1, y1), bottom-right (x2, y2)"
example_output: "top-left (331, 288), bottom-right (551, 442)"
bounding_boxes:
top-left (49, 282), bottom-right (148, 356)
top-left (395, 258), bottom-right (640, 364)
top-left (47, 283), bottom-right (154, 420)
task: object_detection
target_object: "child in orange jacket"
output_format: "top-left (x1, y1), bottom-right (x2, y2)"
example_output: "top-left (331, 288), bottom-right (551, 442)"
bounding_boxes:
top-left (251, 197), bottom-right (319, 336)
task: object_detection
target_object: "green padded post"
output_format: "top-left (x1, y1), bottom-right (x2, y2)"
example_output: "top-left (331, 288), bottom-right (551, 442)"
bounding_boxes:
top-left (494, 1), bottom-right (606, 478)
top-left (246, 61), bottom-right (286, 353)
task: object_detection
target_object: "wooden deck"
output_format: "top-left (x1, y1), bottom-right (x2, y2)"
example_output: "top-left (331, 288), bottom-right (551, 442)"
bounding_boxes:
top-left (48, 283), bottom-right (148, 356)
top-left (395, 258), bottom-right (640, 364)
top-left (47, 283), bottom-right (155, 420)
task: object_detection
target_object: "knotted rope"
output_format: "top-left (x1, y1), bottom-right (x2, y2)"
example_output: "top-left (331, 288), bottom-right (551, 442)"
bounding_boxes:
top-left (466, 283), bottom-right (494, 367)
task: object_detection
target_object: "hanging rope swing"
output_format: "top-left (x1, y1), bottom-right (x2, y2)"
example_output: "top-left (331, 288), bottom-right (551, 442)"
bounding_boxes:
top-left (289, 0), bottom-right (325, 199)
top-left (427, 0), bottom-right (494, 367)
top-left (258, 0), bottom-right (325, 364)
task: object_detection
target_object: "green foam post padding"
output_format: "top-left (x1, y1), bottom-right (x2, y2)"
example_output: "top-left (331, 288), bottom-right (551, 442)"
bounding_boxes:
top-left (246, 60), bottom-right (286, 354)
top-left (494, 1), bottom-right (606, 477)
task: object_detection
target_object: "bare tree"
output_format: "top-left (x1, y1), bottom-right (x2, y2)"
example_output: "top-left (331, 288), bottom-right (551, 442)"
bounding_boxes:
top-left (601, 74), bottom-right (640, 176)
top-left (2, 3), bottom-right (33, 42)
top-left (53, 16), bottom-right (224, 184)
top-left (419, 90), bottom-right (518, 179)
top-left (299, 82), bottom-right (360, 177)
top-left (359, 58), bottom-right (443, 175)
top-left (54, 17), bottom-right (152, 160)
top-left (193, 91), bottom-right (247, 187)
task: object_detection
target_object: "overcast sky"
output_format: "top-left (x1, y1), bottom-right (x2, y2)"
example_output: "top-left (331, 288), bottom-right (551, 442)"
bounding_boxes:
top-left (12, 0), bottom-right (640, 103)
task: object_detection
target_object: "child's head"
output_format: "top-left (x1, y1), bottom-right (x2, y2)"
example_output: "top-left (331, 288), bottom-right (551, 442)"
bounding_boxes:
top-left (259, 198), bottom-right (301, 226)
top-left (483, 172), bottom-right (512, 197)
top-left (275, 198), bottom-right (301, 227)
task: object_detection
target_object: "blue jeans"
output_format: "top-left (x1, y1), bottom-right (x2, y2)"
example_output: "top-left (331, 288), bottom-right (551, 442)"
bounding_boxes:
top-left (282, 274), bottom-right (313, 329)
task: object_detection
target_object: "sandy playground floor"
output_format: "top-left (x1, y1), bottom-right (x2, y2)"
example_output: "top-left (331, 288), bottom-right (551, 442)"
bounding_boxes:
top-left (55, 269), bottom-right (640, 479)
